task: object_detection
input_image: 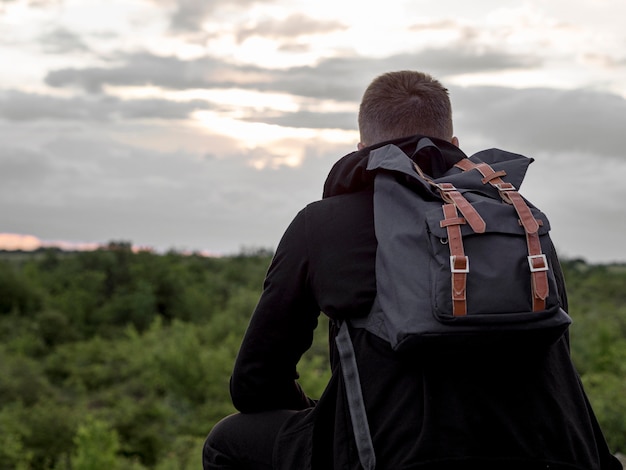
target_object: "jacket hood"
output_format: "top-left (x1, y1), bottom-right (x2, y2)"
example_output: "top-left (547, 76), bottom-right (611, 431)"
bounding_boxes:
top-left (322, 134), bottom-right (467, 199)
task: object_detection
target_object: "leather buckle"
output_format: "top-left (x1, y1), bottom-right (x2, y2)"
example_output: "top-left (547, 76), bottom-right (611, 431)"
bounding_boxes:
top-left (495, 182), bottom-right (516, 191)
top-left (528, 254), bottom-right (549, 272)
top-left (450, 255), bottom-right (470, 273)
top-left (437, 183), bottom-right (456, 191)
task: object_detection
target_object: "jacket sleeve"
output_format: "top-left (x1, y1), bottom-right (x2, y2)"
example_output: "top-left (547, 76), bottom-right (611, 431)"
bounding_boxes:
top-left (230, 209), bottom-right (320, 412)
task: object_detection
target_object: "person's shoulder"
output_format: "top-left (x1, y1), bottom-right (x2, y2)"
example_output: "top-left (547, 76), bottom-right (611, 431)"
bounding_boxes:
top-left (308, 189), bottom-right (374, 209)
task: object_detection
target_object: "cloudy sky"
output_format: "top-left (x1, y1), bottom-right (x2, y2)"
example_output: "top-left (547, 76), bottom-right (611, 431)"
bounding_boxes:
top-left (1, 0), bottom-right (625, 262)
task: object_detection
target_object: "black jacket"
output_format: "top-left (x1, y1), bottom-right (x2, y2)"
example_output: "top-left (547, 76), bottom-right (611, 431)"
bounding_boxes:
top-left (230, 135), bottom-right (622, 469)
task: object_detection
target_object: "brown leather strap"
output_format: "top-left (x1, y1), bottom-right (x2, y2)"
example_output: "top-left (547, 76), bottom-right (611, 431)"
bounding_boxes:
top-left (455, 159), bottom-right (505, 182)
top-left (437, 183), bottom-right (486, 233)
top-left (455, 160), bottom-right (506, 185)
top-left (413, 163), bottom-right (486, 233)
top-left (453, 158), bottom-right (475, 172)
top-left (441, 203), bottom-right (468, 316)
top-left (526, 231), bottom-right (549, 311)
top-left (494, 184), bottom-right (540, 234)
top-left (454, 158), bottom-right (549, 311)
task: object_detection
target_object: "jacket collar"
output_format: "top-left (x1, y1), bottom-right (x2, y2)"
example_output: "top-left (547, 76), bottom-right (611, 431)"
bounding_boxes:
top-left (322, 134), bottom-right (467, 199)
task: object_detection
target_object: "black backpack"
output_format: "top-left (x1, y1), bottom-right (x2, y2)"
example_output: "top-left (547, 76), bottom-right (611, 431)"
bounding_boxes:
top-left (335, 138), bottom-right (572, 470)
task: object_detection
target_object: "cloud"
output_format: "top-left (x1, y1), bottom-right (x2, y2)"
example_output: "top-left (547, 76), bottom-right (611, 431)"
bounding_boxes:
top-left (44, 52), bottom-right (263, 93)
top-left (581, 52), bottom-right (626, 69)
top-left (44, 47), bottom-right (539, 100)
top-left (451, 86), bottom-right (626, 158)
top-left (236, 14), bottom-right (347, 43)
top-left (236, 49), bottom-right (539, 104)
top-left (0, 146), bottom-right (53, 196)
top-left (0, 130), bottom-right (348, 253)
top-left (242, 110), bottom-right (356, 130)
top-left (148, 0), bottom-right (274, 33)
top-left (0, 89), bottom-right (212, 121)
top-left (39, 28), bottom-right (90, 54)
top-left (417, 47), bottom-right (540, 75)
top-left (0, 0), bottom-right (61, 8)
top-left (409, 18), bottom-right (481, 42)
top-left (1, 83), bottom-right (623, 260)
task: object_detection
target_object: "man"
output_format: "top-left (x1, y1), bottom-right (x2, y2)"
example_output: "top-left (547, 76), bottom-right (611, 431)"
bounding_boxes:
top-left (203, 71), bottom-right (622, 469)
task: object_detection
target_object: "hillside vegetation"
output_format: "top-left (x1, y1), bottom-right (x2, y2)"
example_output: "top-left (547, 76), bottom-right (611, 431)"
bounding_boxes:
top-left (0, 243), bottom-right (624, 469)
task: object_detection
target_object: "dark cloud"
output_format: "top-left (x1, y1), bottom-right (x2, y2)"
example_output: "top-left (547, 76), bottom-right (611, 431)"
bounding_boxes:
top-left (0, 89), bottom-right (212, 121)
top-left (44, 52), bottom-right (265, 93)
top-left (40, 28), bottom-right (89, 54)
top-left (257, 49), bottom-right (540, 101)
top-left (168, 0), bottom-right (214, 32)
top-left (414, 47), bottom-right (541, 74)
top-left (44, 47), bottom-right (539, 100)
top-left (236, 14), bottom-right (347, 43)
top-left (451, 86), bottom-right (626, 158)
top-left (2, 82), bottom-right (624, 260)
top-left (0, 132), bottom-right (345, 254)
top-left (0, 146), bottom-right (53, 193)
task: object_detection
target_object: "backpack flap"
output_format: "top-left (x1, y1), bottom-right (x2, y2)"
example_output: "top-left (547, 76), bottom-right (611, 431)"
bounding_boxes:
top-left (425, 198), bottom-right (562, 317)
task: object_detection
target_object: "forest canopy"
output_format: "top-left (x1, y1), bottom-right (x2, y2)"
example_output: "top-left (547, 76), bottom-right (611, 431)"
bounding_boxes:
top-left (0, 244), bottom-right (625, 469)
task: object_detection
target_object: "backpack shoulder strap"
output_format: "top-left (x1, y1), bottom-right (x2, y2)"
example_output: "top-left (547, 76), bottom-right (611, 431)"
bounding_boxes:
top-left (335, 321), bottom-right (376, 470)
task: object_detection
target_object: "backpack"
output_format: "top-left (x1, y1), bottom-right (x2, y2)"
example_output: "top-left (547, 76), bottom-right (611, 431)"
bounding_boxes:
top-left (334, 138), bottom-right (572, 470)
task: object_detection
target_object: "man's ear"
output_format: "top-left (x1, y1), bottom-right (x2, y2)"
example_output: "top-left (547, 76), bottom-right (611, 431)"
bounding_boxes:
top-left (357, 142), bottom-right (365, 150)
top-left (451, 136), bottom-right (459, 147)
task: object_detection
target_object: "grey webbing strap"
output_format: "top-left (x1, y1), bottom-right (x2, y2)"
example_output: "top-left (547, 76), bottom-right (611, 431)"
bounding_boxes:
top-left (335, 321), bottom-right (376, 470)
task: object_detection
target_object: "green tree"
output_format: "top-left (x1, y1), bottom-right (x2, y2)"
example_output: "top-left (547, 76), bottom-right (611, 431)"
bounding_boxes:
top-left (2, 247), bottom-right (622, 465)
top-left (153, 436), bottom-right (205, 470)
top-left (71, 417), bottom-right (121, 470)
top-left (0, 403), bottom-right (33, 470)
top-left (0, 260), bottom-right (42, 315)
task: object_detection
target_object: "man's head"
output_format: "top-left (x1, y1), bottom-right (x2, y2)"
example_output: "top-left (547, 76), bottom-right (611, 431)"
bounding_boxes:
top-left (357, 70), bottom-right (457, 149)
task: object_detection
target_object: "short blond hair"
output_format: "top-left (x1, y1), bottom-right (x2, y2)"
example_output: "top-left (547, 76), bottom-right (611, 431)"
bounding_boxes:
top-left (358, 70), bottom-right (453, 146)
